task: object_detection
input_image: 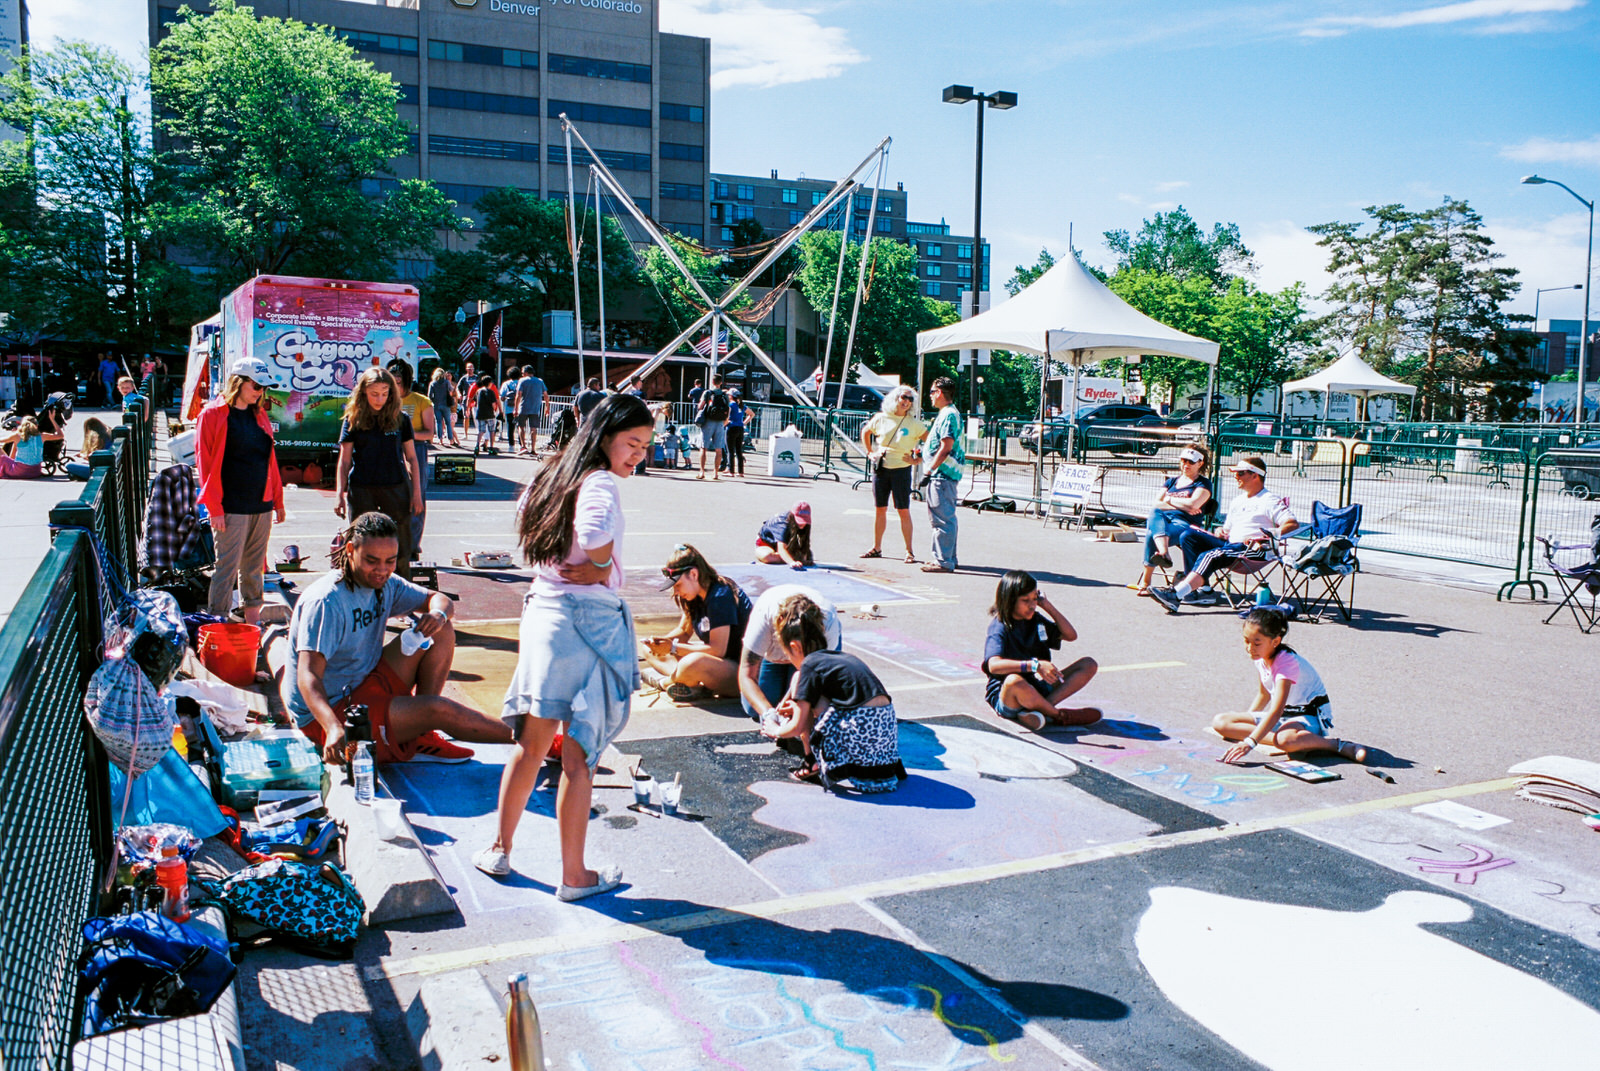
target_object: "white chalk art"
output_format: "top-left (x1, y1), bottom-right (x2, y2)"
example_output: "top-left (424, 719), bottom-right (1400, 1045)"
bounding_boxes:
top-left (1135, 886), bottom-right (1600, 1070)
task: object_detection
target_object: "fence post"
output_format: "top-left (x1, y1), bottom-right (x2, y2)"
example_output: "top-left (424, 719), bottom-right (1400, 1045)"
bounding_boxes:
top-left (110, 427), bottom-right (140, 579)
top-left (1499, 452), bottom-right (1550, 601)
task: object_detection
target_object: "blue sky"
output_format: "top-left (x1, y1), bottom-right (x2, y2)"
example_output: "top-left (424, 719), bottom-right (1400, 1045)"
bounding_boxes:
top-left (35, 0), bottom-right (1600, 322)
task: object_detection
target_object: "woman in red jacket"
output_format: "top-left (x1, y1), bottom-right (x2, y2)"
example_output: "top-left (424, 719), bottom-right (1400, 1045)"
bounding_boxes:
top-left (196, 356), bottom-right (286, 623)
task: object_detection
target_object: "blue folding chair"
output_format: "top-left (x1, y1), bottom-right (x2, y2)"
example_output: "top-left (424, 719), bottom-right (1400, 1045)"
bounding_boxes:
top-left (1282, 501), bottom-right (1362, 622)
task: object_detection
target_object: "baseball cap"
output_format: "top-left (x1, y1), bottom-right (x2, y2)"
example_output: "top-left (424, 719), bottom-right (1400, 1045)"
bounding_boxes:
top-left (231, 357), bottom-right (273, 385)
top-left (792, 500), bottom-right (812, 525)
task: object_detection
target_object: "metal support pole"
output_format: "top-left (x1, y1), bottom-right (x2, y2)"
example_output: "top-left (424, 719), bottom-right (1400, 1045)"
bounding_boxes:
top-left (817, 198), bottom-right (853, 406)
top-left (564, 125), bottom-right (584, 384)
top-left (594, 168), bottom-right (607, 388)
top-left (970, 100), bottom-right (984, 418)
top-left (1580, 200), bottom-right (1593, 423)
top-left (839, 149), bottom-right (889, 409)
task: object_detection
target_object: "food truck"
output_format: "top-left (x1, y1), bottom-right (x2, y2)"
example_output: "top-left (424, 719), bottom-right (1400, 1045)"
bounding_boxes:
top-left (182, 276), bottom-right (426, 463)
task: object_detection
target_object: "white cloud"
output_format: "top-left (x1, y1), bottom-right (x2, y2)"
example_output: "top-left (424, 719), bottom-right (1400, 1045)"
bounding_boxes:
top-left (1302, 0), bottom-right (1583, 36)
top-left (1501, 135), bottom-right (1600, 170)
top-left (1486, 211), bottom-right (1595, 317)
top-left (25, 0), bottom-right (148, 63)
top-left (1154, 180), bottom-right (1191, 192)
top-left (1243, 221), bottom-right (1335, 307)
top-left (660, 0), bottom-right (865, 90)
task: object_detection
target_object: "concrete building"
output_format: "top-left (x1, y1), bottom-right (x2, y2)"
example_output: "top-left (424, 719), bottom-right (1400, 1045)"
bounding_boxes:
top-left (0, 0), bottom-right (26, 142)
top-left (904, 219), bottom-right (990, 304)
top-left (149, 0), bottom-right (710, 246)
top-left (1537, 319), bottom-right (1596, 381)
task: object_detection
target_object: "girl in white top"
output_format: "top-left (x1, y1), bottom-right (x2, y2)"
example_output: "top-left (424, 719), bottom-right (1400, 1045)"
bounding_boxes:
top-left (1216, 608), bottom-right (1367, 765)
top-left (475, 394), bottom-right (654, 900)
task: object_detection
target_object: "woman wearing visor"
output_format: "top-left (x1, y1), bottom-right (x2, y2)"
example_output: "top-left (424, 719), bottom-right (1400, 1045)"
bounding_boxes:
top-left (196, 356), bottom-right (287, 623)
top-left (1131, 443), bottom-right (1213, 596)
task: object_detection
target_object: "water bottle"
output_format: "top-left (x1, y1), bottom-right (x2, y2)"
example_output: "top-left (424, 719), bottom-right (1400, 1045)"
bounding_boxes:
top-left (1256, 584), bottom-right (1274, 606)
top-left (353, 742), bottom-right (374, 805)
top-left (155, 847), bottom-right (190, 923)
top-left (506, 973), bottom-right (547, 1071)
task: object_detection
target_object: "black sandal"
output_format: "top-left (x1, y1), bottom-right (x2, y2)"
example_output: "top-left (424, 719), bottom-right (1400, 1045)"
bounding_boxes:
top-left (789, 763), bottom-right (821, 784)
top-left (860, 548), bottom-right (883, 559)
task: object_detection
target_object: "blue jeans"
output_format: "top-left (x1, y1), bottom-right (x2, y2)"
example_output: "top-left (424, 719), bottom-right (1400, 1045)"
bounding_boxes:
top-left (433, 404), bottom-right (454, 441)
top-left (927, 475), bottom-right (959, 569)
top-left (742, 658), bottom-right (796, 720)
top-left (411, 441), bottom-right (428, 555)
top-left (1145, 508), bottom-right (1194, 565)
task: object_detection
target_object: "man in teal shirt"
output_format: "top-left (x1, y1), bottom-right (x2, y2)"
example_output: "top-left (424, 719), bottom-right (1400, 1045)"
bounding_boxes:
top-left (921, 376), bottom-right (964, 572)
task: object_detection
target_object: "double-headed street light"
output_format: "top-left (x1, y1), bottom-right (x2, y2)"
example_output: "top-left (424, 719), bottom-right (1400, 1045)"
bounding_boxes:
top-left (1523, 175), bottom-right (1594, 423)
top-left (943, 85), bottom-right (1017, 416)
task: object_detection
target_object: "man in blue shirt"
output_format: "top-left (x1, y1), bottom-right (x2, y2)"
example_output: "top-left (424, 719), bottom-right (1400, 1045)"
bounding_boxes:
top-left (513, 365), bottom-right (548, 455)
top-left (921, 376), bottom-right (965, 573)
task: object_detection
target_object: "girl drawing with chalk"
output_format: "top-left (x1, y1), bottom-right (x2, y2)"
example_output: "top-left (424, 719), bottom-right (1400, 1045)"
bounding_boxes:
top-left (1216, 608), bottom-right (1367, 765)
top-left (981, 570), bottom-right (1100, 731)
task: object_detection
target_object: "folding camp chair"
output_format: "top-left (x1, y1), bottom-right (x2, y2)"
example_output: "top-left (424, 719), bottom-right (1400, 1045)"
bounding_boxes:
top-left (1281, 502), bottom-right (1363, 622)
top-left (1535, 535), bottom-right (1600, 634)
top-left (1216, 535), bottom-right (1288, 608)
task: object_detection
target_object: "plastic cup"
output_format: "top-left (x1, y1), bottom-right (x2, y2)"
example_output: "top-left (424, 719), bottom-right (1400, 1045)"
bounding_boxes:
top-left (660, 781), bottom-right (682, 816)
top-left (632, 775), bottom-right (654, 807)
top-left (372, 798), bottom-right (408, 843)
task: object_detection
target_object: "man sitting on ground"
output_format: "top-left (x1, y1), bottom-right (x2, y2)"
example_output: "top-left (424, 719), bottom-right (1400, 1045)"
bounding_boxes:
top-left (738, 583), bottom-right (842, 720)
top-left (286, 511), bottom-right (513, 764)
top-left (1149, 456), bottom-right (1298, 614)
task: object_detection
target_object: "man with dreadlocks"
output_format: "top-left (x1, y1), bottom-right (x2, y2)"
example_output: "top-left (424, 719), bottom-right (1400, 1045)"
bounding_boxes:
top-left (285, 512), bottom-right (513, 765)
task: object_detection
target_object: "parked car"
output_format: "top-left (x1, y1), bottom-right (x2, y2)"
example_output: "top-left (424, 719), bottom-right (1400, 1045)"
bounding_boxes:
top-left (1557, 440), bottom-right (1600, 499)
top-left (800, 382), bottom-right (886, 412)
top-left (1019, 403), bottom-right (1164, 457)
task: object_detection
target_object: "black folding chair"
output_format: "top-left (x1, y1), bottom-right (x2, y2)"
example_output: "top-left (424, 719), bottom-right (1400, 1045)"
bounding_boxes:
top-left (1281, 502), bottom-right (1362, 622)
top-left (1535, 535), bottom-right (1600, 634)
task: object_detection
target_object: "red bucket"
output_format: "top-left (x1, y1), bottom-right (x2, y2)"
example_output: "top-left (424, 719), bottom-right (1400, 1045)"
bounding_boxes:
top-left (197, 623), bottom-right (262, 688)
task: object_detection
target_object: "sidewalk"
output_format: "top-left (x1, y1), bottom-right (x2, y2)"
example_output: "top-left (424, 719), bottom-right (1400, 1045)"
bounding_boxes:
top-left (236, 455), bottom-right (1600, 1071)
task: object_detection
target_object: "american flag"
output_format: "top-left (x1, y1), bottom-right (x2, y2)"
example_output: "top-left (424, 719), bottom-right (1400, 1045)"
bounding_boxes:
top-left (691, 329), bottom-right (729, 357)
top-left (487, 312), bottom-right (503, 362)
top-left (457, 321), bottom-right (479, 358)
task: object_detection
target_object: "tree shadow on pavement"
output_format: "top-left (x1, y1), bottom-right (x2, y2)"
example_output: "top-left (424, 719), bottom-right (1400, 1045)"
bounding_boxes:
top-left (956, 564), bottom-right (1117, 589)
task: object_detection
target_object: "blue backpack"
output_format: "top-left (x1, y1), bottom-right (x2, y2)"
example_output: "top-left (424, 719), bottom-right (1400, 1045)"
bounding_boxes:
top-left (203, 858), bottom-right (365, 960)
top-left (79, 911), bottom-right (237, 1037)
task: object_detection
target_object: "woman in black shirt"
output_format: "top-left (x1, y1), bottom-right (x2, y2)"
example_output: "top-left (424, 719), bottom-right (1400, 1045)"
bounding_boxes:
top-left (642, 544), bottom-right (752, 701)
top-left (760, 594), bottom-right (906, 793)
top-left (981, 570), bottom-right (1100, 731)
top-left (335, 367), bottom-right (422, 577)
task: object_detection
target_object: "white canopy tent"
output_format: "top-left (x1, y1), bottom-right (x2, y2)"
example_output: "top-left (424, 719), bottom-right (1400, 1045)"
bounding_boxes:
top-left (1280, 351), bottom-right (1416, 421)
top-left (915, 252), bottom-right (1221, 504)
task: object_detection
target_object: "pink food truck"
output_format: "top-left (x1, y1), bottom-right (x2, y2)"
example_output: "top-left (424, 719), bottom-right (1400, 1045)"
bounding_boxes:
top-left (182, 275), bottom-right (426, 460)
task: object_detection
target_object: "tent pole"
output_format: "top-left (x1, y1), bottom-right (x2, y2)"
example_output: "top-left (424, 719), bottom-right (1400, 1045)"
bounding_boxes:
top-left (564, 123), bottom-right (584, 385)
top-left (1203, 363), bottom-right (1215, 433)
top-left (839, 149), bottom-right (888, 409)
top-left (1035, 339), bottom-right (1049, 510)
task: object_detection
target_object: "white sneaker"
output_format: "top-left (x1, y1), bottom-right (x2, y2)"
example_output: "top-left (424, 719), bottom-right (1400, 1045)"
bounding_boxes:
top-left (473, 846), bottom-right (511, 876)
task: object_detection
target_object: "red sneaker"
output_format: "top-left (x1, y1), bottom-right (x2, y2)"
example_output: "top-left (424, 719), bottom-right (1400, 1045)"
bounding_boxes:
top-left (407, 731), bottom-right (474, 764)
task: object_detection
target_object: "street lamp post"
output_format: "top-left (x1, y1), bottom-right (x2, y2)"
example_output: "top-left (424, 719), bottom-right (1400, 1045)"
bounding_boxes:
top-left (1532, 283), bottom-right (1583, 385)
top-left (1523, 175), bottom-right (1594, 423)
top-left (943, 85), bottom-right (1016, 417)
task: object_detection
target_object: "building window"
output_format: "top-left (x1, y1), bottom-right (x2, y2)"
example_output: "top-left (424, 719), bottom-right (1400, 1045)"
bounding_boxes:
top-left (781, 188), bottom-right (798, 205)
top-left (432, 135), bottom-right (539, 162)
top-left (430, 87), bottom-right (538, 115)
top-left (661, 102), bottom-right (705, 123)
top-left (713, 181), bottom-right (730, 199)
top-left (661, 183), bottom-right (704, 201)
top-left (437, 183), bottom-right (538, 206)
top-left (926, 264), bottom-right (942, 277)
top-left (547, 99), bottom-right (651, 128)
top-left (547, 53), bottom-right (650, 83)
top-left (924, 282), bottom-right (941, 297)
top-left (548, 145), bottom-right (650, 172)
top-left (340, 29), bottom-right (418, 56)
top-left (789, 210), bottom-right (804, 225)
top-left (360, 177), bottom-right (401, 197)
top-left (394, 258), bottom-right (434, 280)
top-left (906, 222), bottom-right (949, 236)
top-left (877, 217), bottom-right (891, 232)
top-left (735, 184), bottom-right (754, 201)
top-left (398, 85), bottom-right (420, 106)
top-left (811, 190), bottom-right (823, 206)
top-left (709, 203), bottom-right (721, 221)
top-left (428, 41), bottom-right (536, 67)
top-left (956, 263), bottom-right (972, 279)
top-left (721, 227), bottom-right (735, 242)
top-left (925, 243), bottom-right (942, 256)
top-left (553, 192), bottom-right (648, 215)
top-left (670, 223), bottom-right (705, 242)
top-left (957, 244), bottom-right (973, 259)
top-left (659, 142), bottom-right (705, 162)
top-left (730, 204), bottom-right (755, 221)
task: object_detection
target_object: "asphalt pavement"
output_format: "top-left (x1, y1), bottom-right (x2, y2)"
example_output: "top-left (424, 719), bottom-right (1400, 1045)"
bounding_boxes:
top-left (241, 442), bottom-right (1600, 1071)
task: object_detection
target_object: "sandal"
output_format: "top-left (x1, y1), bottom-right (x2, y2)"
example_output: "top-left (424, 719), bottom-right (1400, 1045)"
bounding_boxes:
top-left (904, 552), bottom-right (917, 563)
top-left (1336, 740), bottom-right (1369, 763)
top-left (859, 548), bottom-right (883, 559)
top-left (790, 763), bottom-right (821, 784)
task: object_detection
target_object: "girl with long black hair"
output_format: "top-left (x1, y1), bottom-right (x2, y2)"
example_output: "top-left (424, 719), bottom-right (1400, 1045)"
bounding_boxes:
top-left (475, 394), bottom-right (654, 900)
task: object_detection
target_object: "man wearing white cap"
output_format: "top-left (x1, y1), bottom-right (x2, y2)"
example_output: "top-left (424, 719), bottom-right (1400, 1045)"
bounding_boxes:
top-left (1149, 455), bottom-right (1297, 614)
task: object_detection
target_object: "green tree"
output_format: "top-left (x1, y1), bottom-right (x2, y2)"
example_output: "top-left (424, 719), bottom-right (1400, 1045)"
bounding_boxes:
top-left (151, 1), bottom-right (457, 285)
top-left (795, 230), bottom-right (942, 384)
top-left (1212, 279), bottom-right (1318, 405)
top-left (1104, 268), bottom-right (1221, 404)
top-left (1307, 205), bottom-right (1419, 374)
top-left (1105, 206), bottom-right (1255, 289)
top-left (640, 233), bottom-right (748, 351)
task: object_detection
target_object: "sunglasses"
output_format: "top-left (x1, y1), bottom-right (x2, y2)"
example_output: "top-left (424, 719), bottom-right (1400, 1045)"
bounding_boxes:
top-left (661, 567), bottom-right (692, 581)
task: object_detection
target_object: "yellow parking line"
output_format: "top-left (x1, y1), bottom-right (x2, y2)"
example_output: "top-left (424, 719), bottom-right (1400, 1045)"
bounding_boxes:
top-left (368, 775), bottom-right (1519, 982)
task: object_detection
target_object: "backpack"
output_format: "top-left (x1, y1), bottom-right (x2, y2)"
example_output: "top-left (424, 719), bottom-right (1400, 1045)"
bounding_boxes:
top-left (702, 389), bottom-right (729, 422)
top-left (202, 858), bottom-right (365, 960)
top-left (79, 911), bottom-right (237, 1037)
top-left (1291, 534), bottom-right (1357, 574)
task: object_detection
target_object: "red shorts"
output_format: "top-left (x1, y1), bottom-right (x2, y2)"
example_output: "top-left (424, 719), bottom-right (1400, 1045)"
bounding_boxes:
top-left (302, 661), bottom-right (418, 763)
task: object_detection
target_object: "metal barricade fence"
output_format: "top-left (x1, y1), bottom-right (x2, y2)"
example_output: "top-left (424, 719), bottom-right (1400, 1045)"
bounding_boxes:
top-left (1523, 449), bottom-right (1600, 586)
top-left (0, 424), bottom-right (145, 1068)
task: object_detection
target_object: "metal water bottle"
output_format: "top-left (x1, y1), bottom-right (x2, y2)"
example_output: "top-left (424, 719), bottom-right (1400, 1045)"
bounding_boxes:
top-left (1255, 583), bottom-right (1273, 606)
top-left (352, 742), bottom-right (374, 805)
top-left (506, 972), bottom-right (546, 1071)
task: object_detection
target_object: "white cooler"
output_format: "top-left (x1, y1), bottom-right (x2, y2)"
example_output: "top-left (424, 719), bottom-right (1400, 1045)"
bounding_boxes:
top-left (767, 428), bottom-right (803, 477)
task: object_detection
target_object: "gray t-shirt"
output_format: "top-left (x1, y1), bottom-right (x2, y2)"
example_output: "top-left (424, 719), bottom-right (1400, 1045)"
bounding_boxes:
top-left (515, 376), bottom-right (546, 416)
top-left (286, 569), bottom-right (431, 722)
top-left (741, 584), bottom-right (843, 664)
